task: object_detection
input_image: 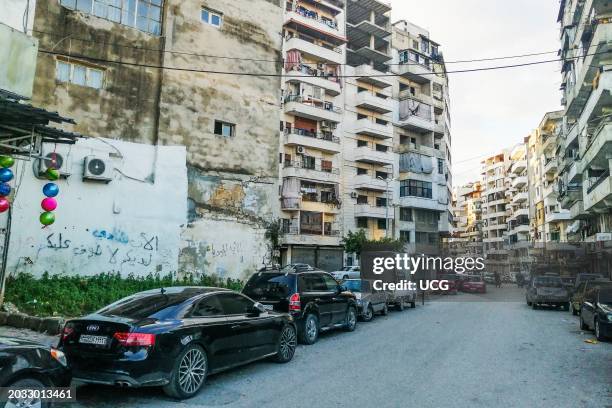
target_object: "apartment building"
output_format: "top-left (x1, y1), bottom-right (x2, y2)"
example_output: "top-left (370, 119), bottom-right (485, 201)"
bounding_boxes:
top-left (390, 20), bottom-right (453, 254)
top-left (558, 0), bottom-right (612, 277)
top-left (25, 0), bottom-right (284, 279)
top-left (451, 182), bottom-right (483, 256)
top-left (279, 0), bottom-right (347, 270)
top-left (480, 151), bottom-right (511, 276)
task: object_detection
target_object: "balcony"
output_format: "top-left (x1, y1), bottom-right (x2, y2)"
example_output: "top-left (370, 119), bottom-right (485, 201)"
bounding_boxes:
top-left (285, 9), bottom-right (341, 39)
top-left (512, 191), bottom-right (528, 204)
top-left (352, 174), bottom-right (390, 192)
top-left (346, 45), bottom-right (391, 66)
top-left (559, 184), bottom-right (582, 209)
top-left (353, 118), bottom-right (393, 139)
top-left (511, 160), bottom-right (527, 174)
top-left (284, 36), bottom-right (344, 65)
top-left (281, 196), bottom-right (340, 214)
top-left (284, 95), bottom-right (342, 123)
top-left (354, 64), bottom-right (392, 88)
top-left (354, 145), bottom-right (394, 165)
top-left (511, 176), bottom-right (527, 189)
top-left (543, 182), bottom-right (557, 199)
top-left (584, 169), bottom-right (612, 212)
top-left (282, 229), bottom-right (342, 247)
top-left (582, 122), bottom-right (612, 169)
top-left (283, 161), bottom-right (340, 183)
top-left (355, 90), bottom-right (393, 113)
top-left (395, 61), bottom-right (432, 84)
top-left (544, 157), bottom-right (558, 175)
top-left (354, 204), bottom-right (392, 219)
top-left (509, 207), bottom-right (529, 220)
top-left (510, 224), bottom-right (530, 235)
top-left (399, 196), bottom-right (446, 212)
top-left (542, 134), bottom-right (557, 154)
top-left (545, 211), bottom-right (571, 223)
top-left (284, 128), bottom-right (341, 154)
top-left (286, 65), bottom-right (342, 96)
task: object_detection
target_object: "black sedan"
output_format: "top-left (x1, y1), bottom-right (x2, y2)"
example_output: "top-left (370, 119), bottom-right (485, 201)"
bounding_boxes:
top-left (59, 287), bottom-right (297, 399)
top-left (580, 287), bottom-right (612, 341)
top-left (0, 337), bottom-right (71, 407)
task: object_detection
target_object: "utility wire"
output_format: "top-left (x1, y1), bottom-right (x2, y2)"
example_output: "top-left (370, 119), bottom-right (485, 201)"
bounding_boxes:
top-left (37, 49), bottom-right (612, 78)
top-left (31, 28), bottom-right (612, 67)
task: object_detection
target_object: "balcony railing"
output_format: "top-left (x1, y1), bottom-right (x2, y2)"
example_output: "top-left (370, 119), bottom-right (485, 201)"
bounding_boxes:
top-left (587, 169), bottom-right (610, 194)
top-left (285, 127), bottom-right (340, 144)
top-left (291, 64), bottom-right (341, 84)
top-left (289, 6), bottom-right (339, 30)
top-left (284, 95), bottom-right (342, 114)
top-left (284, 160), bottom-right (340, 175)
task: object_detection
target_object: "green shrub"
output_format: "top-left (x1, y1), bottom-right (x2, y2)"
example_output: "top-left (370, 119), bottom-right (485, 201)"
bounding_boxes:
top-left (4, 272), bottom-right (244, 318)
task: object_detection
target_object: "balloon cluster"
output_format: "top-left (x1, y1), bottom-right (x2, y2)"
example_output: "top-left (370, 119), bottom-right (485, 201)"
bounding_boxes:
top-left (40, 166), bottom-right (60, 226)
top-left (0, 156), bottom-right (14, 213)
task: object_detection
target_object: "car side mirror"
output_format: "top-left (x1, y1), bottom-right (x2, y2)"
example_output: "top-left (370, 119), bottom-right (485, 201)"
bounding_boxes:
top-left (251, 302), bottom-right (266, 315)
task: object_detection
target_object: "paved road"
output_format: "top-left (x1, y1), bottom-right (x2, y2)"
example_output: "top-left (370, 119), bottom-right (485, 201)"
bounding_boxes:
top-left (3, 287), bottom-right (612, 407)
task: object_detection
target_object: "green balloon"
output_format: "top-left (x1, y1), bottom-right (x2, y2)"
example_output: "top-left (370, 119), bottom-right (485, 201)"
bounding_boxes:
top-left (40, 211), bottom-right (55, 226)
top-left (0, 156), bottom-right (14, 168)
top-left (46, 167), bottom-right (60, 181)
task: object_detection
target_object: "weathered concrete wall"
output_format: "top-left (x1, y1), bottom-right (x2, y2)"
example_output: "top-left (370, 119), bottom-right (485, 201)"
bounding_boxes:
top-left (4, 138), bottom-right (187, 278)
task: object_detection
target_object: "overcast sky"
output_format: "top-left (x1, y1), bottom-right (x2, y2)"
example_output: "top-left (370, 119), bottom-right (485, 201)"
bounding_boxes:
top-left (390, 0), bottom-right (563, 185)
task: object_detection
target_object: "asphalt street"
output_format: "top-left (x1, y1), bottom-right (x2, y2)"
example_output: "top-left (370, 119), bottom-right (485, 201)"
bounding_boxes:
top-left (3, 286), bottom-right (611, 407)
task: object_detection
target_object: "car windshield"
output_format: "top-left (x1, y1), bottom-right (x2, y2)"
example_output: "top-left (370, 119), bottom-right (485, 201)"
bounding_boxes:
top-left (343, 280), bottom-right (361, 292)
top-left (599, 289), bottom-right (612, 304)
top-left (97, 288), bottom-right (205, 319)
top-left (534, 277), bottom-right (563, 287)
top-left (242, 273), bottom-right (295, 300)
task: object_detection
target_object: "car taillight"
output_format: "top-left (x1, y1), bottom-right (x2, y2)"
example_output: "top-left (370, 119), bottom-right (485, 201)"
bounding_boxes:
top-left (289, 293), bottom-right (301, 311)
top-left (61, 325), bottom-right (74, 340)
top-left (113, 332), bottom-right (156, 347)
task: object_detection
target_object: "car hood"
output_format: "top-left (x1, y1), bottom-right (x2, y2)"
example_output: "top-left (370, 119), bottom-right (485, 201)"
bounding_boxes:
top-left (0, 336), bottom-right (48, 349)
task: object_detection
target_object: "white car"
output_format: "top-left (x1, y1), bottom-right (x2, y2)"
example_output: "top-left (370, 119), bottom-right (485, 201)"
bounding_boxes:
top-left (330, 266), bottom-right (360, 281)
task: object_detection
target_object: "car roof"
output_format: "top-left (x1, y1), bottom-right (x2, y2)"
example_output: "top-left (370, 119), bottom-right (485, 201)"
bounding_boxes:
top-left (136, 286), bottom-right (231, 296)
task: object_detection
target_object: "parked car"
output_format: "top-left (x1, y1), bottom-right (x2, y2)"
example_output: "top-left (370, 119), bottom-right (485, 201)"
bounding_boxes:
top-left (526, 275), bottom-right (569, 310)
top-left (461, 275), bottom-right (487, 293)
top-left (0, 337), bottom-right (71, 408)
top-left (343, 279), bottom-right (389, 321)
top-left (483, 273), bottom-right (496, 284)
top-left (438, 274), bottom-right (459, 294)
top-left (330, 265), bottom-right (360, 281)
top-left (59, 287), bottom-right (297, 399)
top-left (579, 287), bottom-right (612, 341)
top-left (242, 264), bottom-right (358, 345)
top-left (570, 279), bottom-right (612, 316)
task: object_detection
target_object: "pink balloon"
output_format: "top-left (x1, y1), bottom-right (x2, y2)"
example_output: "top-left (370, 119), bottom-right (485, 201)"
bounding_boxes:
top-left (41, 197), bottom-right (57, 212)
top-left (0, 198), bottom-right (8, 213)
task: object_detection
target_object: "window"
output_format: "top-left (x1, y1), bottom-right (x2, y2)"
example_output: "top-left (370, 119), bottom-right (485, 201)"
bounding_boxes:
top-left (322, 274), bottom-right (339, 291)
top-left (357, 167), bottom-right (368, 175)
top-left (400, 207), bottom-right (412, 221)
top-left (56, 60), bottom-right (104, 89)
top-left (415, 231), bottom-right (428, 243)
top-left (377, 219), bottom-right (387, 230)
top-left (376, 197), bottom-right (387, 207)
top-left (214, 120), bottom-right (235, 137)
top-left (218, 294), bottom-right (253, 315)
top-left (357, 195), bottom-right (368, 205)
top-left (299, 274), bottom-right (328, 292)
top-left (376, 171), bottom-right (389, 180)
top-left (357, 140), bottom-right (368, 147)
top-left (192, 295), bottom-right (224, 317)
top-left (202, 7), bottom-right (222, 27)
top-left (356, 217), bottom-right (368, 228)
top-left (438, 159), bottom-right (444, 174)
top-left (400, 230), bottom-right (411, 242)
top-left (303, 155), bottom-right (316, 170)
top-left (60, 0), bottom-right (163, 35)
top-left (400, 180), bottom-right (432, 198)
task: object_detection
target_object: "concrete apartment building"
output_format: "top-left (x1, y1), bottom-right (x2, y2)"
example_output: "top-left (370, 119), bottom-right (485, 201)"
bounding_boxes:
top-left (279, 0), bottom-right (347, 270)
top-left (558, 0), bottom-right (612, 277)
top-left (451, 182), bottom-right (483, 257)
top-left (16, 0), bottom-right (284, 280)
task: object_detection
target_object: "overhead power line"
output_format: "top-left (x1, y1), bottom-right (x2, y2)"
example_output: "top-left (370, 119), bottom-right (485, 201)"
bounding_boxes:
top-left (30, 28), bottom-right (612, 67)
top-left (37, 49), bottom-right (612, 78)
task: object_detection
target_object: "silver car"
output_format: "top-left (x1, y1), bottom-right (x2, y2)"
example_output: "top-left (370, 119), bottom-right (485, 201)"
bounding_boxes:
top-left (331, 266), bottom-right (360, 281)
top-left (343, 279), bottom-right (388, 322)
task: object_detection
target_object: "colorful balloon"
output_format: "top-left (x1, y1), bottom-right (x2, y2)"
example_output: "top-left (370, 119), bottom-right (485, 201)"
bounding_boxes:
top-left (40, 211), bottom-right (55, 226)
top-left (0, 183), bottom-right (10, 197)
top-left (0, 168), bottom-right (13, 182)
top-left (0, 198), bottom-right (9, 213)
top-left (42, 183), bottom-right (59, 197)
top-left (41, 197), bottom-right (57, 212)
top-left (45, 168), bottom-right (60, 181)
top-left (0, 156), bottom-right (14, 168)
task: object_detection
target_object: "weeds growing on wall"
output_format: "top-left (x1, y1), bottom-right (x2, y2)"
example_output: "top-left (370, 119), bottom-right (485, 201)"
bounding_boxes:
top-left (4, 272), bottom-right (244, 317)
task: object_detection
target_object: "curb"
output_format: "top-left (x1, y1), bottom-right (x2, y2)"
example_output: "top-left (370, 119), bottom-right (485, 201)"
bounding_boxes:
top-left (1, 312), bottom-right (64, 335)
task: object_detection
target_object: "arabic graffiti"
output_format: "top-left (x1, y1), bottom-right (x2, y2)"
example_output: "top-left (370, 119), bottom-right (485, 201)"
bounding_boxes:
top-left (92, 228), bottom-right (129, 244)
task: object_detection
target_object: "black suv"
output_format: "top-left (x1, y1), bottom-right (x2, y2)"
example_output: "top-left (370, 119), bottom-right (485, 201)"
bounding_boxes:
top-left (242, 264), bottom-right (358, 344)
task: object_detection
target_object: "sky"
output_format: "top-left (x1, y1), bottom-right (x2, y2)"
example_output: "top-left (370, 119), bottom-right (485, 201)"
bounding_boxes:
top-left (390, 0), bottom-right (563, 186)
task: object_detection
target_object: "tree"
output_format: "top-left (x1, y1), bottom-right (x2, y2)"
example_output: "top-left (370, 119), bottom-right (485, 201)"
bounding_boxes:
top-left (342, 230), bottom-right (406, 256)
top-left (264, 219), bottom-right (284, 265)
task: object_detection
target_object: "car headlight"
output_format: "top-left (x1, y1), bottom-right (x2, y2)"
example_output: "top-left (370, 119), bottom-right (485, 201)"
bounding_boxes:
top-left (50, 348), bottom-right (68, 367)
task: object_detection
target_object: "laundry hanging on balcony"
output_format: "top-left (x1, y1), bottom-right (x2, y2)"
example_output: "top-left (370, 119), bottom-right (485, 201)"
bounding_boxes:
top-left (281, 177), bottom-right (300, 209)
top-left (399, 152), bottom-right (433, 174)
top-left (285, 49), bottom-right (302, 72)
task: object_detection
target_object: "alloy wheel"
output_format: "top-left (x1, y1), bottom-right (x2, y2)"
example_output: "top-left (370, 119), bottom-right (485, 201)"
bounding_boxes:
top-left (306, 316), bottom-right (317, 341)
top-left (595, 320), bottom-right (601, 340)
top-left (178, 348), bottom-right (207, 395)
top-left (279, 326), bottom-right (297, 360)
top-left (347, 308), bottom-right (357, 329)
top-left (5, 397), bottom-right (42, 408)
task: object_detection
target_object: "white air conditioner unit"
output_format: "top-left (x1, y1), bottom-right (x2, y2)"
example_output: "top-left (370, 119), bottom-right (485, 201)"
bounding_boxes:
top-left (296, 146), bottom-right (306, 155)
top-left (350, 192), bottom-right (358, 199)
top-left (83, 155), bottom-right (113, 183)
top-left (38, 145), bottom-right (72, 178)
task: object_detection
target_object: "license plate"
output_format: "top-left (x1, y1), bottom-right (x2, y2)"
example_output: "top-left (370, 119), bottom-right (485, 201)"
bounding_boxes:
top-left (79, 334), bottom-right (108, 346)
top-left (262, 304), bottom-right (274, 311)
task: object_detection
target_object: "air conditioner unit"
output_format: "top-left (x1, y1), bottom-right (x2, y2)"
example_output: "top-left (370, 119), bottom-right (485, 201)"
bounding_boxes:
top-left (296, 146), bottom-right (306, 155)
top-left (350, 192), bottom-right (358, 199)
top-left (38, 145), bottom-right (72, 178)
top-left (83, 155), bottom-right (113, 183)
